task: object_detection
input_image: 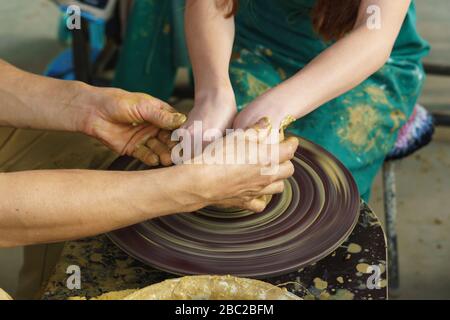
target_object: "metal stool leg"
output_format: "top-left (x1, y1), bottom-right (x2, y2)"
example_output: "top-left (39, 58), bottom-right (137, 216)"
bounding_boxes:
top-left (382, 161), bottom-right (400, 293)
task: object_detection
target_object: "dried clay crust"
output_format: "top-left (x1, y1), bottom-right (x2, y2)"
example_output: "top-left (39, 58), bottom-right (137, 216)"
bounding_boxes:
top-left (69, 275), bottom-right (301, 300)
top-left (123, 275), bottom-right (301, 300)
top-left (0, 288), bottom-right (13, 300)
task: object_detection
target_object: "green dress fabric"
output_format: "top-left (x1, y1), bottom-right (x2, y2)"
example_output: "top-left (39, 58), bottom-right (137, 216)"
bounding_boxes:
top-left (114, 0), bottom-right (430, 201)
top-left (113, 0), bottom-right (189, 99)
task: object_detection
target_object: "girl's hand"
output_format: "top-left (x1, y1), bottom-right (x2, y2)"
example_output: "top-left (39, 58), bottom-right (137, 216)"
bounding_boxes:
top-left (80, 86), bottom-right (186, 167)
top-left (181, 88), bottom-right (237, 153)
top-left (233, 92), bottom-right (295, 137)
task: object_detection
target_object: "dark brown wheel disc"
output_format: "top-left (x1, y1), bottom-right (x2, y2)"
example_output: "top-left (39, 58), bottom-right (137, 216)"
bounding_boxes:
top-left (108, 137), bottom-right (360, 278)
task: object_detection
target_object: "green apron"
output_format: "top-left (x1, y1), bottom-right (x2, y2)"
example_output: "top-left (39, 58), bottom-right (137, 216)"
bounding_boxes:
top-left (114, 0), bottom-right (430, 200)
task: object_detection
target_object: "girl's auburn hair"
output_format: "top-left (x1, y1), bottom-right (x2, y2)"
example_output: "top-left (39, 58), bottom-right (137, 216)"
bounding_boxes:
top-left (216, 0), bottom-right (361, 41)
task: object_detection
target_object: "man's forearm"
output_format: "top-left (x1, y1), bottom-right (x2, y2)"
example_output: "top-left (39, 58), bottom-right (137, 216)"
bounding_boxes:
top-left (185, 0), bottom-right (235, 94)
top-left (0, 59), bottom-right (89, 132)
top-left (0, 166), bottom-right (207, 247)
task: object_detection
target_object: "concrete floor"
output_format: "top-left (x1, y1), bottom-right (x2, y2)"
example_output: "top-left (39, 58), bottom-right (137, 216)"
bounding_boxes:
top-left (0, 0), bottom-right (449, 299)
top-left (369, 0), bottom-right (450, 299)
top-left (369, 127), bottom-right (450, 299)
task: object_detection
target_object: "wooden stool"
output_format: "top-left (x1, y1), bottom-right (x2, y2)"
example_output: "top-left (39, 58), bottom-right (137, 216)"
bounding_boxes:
top-left (382, 104), bottom-right (434, 293)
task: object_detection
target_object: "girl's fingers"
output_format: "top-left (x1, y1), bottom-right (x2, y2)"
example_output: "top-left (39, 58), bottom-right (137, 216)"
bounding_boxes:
top-left (279, 129), bottom-right (285, 142)
top-left (132, 144), bottom-right (160, 167)
top-left (146, 138), bottom-right (172, 166)
top-left (279, 115), bottom-right (297, 142)
top-left (243, 117), bottom-right (272, 142)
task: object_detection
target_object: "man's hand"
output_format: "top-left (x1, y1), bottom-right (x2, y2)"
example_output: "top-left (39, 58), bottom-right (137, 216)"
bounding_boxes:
top-left (184, 118), bottom-right (298, 212)
top-left (81, 87), bottom-right (186, 166)
top-left (0, 60), bottom-right (186, 167)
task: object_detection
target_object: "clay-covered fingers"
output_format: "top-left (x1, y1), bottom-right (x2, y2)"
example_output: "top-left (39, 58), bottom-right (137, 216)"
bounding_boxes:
top-left (132, 144), bottom-right (160, 167)
top-left (129, 129), bottom-right (178, 167)
top-left (268, 136), bottom-right (299, 165)
top-left (238, 124), bottom-right (298, 167)
top-left (146, 138), bottom-right (172, 166)
top-left (212, 197), bottom-right (267, 213)
top-left (242, 198), bottom-right (269, 213)
top-left (135, 95), bottom-right (187, 130)
top-left (241, 117), bottom-right (272, 143)
top-left (249, 162), bottom-right (292, 198)
top-left (279, 115), bottom-right (297, 142)
top-left (278, 161), bottom-right (295, 180)
top-left (158, 130), bottom-right (178, 149)
top-left (123, 125), bottom-right (161, 166)
top-left (257, 180), bottom-right (285, 196)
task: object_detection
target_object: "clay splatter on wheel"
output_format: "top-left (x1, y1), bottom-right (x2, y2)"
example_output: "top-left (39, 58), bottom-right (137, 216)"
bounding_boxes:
top-left (109, 137), bottom-right (360, 278)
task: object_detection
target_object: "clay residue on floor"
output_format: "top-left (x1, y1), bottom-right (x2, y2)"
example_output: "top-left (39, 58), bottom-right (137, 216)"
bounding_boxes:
top-left (330, 289), bottom-right (355, 300)
top-left (313, 277), bottom-right (328, 290)
top-left (347, 243), bottom-right (362, 254)
top-left (356, 263), bottom-right (371, 273)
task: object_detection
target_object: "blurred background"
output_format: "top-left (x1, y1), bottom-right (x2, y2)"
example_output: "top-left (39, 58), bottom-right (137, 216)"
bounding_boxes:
top-left (0, 0), bottom-right (448, 299)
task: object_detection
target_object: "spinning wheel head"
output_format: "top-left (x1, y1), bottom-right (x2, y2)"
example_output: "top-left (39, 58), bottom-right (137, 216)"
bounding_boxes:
top-left (109, 138), bottom-right (360, 278)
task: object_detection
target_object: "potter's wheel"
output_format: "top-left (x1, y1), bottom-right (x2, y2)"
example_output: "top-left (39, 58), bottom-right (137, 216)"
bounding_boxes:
top-left (108, 137), bottom-right (360, 278)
